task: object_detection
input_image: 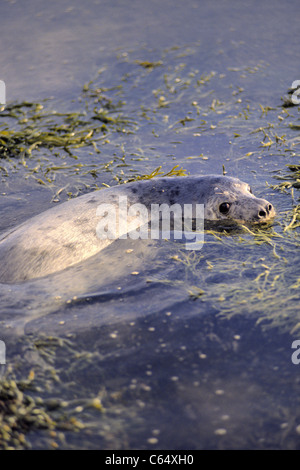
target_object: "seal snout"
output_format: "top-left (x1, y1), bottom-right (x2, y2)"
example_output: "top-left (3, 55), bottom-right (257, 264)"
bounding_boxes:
top-left (256, 200), bottom-right (275, 221)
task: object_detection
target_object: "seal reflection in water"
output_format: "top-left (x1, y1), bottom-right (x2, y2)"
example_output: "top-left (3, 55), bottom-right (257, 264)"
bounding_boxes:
top-left (0, 175), bottom-right (275, 283)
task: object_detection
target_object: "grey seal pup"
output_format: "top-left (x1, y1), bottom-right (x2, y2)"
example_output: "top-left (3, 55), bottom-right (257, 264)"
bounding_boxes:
top-left (0, 175), bottom-right (275, 283)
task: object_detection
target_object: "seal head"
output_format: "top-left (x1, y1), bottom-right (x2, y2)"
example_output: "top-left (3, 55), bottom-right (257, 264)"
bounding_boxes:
top-left (201, 176), bottom-right (275, 222)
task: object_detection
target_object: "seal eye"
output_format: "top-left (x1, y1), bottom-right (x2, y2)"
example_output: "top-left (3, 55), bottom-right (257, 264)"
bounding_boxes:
top-left (248, 186), bottom-right (253, 194)
top-left (219, 202), bottom-right (231, 215)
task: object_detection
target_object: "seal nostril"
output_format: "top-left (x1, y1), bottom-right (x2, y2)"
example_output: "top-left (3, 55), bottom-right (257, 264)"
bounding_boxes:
top-left (259, 209), bottom-right (267, 218)
top-left (267, 204), bottom-right (272, 213)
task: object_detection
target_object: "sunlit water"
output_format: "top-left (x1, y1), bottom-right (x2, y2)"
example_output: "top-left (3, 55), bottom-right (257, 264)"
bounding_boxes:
top-left (0, 0), bottom-right (300, 449)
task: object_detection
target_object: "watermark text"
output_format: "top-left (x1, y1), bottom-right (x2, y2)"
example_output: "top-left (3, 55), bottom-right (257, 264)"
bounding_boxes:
top-left (0, 80), bottom-right (5, 106)
top-left (96, 197), bottom-right (204, 250)
top-left (291, 80), bottom-right (300, 105)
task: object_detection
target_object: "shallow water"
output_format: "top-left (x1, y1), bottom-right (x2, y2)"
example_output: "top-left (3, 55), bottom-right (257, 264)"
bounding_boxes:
top-left (0, 0), bottom-right (300, 450)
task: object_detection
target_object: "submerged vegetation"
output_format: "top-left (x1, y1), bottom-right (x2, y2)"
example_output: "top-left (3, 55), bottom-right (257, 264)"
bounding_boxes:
top-left (0, 92), bottom-right (135, 199)
top-left (147, 216), bottom-right (299, 334)
top-left (0, 97), bottom-right (129, 159)
top-left (115, 164), bottom-right (188, 184)
top-left (0, 335), bottom-right (107, 449)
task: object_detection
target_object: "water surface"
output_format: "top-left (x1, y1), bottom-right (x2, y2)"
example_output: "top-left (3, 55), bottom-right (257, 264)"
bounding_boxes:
top-left (0, 0), bottom-right (300, 450)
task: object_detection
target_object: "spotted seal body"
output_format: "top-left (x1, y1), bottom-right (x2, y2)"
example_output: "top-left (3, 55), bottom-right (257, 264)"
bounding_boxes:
top-left (0, 175), bottom-right (275, 283)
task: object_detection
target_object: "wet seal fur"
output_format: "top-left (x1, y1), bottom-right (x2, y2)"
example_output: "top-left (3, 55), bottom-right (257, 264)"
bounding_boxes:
top-left (0, 175), bottom-right (275, 283)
